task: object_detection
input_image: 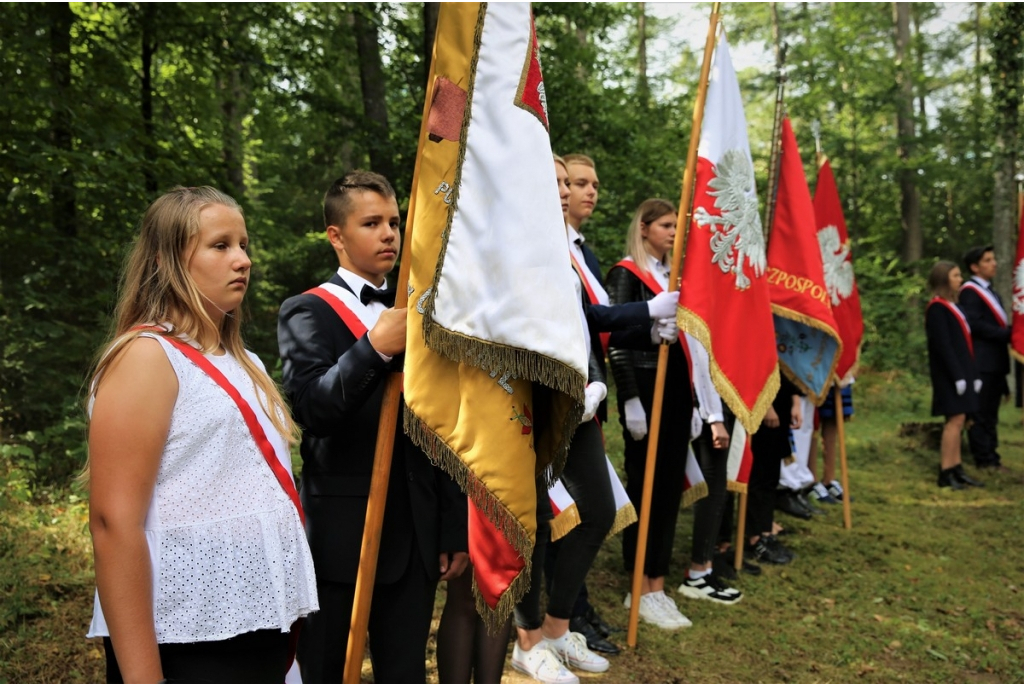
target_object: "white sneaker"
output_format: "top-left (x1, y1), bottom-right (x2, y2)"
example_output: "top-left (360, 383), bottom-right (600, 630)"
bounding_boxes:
top-left (511, 641), bottom-right (579, 684)
top-left (653, 591), bottom-right (694, 627)
top-left (624, 591), bottom-right (688, 630)
top-left (544, 630), bottom-right (610, 673)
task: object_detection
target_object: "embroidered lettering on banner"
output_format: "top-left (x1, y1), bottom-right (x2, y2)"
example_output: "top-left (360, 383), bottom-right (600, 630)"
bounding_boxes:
top-left (433, 181), bottom-right (455, 205)
top-left (766, 267), bottom-right (829, 305)
top-left (416, 287), bottom-right (433, 314)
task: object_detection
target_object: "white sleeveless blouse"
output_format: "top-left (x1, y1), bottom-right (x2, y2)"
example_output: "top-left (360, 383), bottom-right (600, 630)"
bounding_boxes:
top-left (87, 334), bottom-right (318, 643)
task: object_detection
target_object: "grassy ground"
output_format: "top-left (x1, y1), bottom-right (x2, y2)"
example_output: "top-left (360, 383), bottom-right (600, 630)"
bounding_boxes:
top-left (2, 370), bottom-right (1023, 683)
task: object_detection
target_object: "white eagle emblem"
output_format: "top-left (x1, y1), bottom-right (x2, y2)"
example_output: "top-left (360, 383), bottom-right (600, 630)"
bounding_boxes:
top-left (693, 148), bottom-right (767, 289)
top-left (817, 224), bottom-right (854, 306)
top-left (1013, 258), bottom-right (1024, 315)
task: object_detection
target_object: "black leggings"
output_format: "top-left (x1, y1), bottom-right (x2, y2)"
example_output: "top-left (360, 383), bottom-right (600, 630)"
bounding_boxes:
top-left (690, 419), bottom-right (730, 565)
top-left (437, 562), bottom-right (513, 683)
top-left (748, 422), bottom-right (788, 538)
top-left (515, 420), bottom-right (614, 627)
top-left (104, 629), bottom-right (290, 684)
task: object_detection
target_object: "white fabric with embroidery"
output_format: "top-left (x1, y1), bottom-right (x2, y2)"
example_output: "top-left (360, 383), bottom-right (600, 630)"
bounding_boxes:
top-left (87, 334), bottom-right (318, 643)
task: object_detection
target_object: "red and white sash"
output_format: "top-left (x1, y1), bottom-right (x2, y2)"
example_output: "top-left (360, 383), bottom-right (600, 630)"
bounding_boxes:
top-left (569, 252), bottom-right (611, 354)
top-left (930, 297), bottom-right (973, 357)
top-left (961, 279), bottom-right (1008, 327)
top-left (305, 284), bottom-right (376, 338)
top-left (135, 326), bottom-right (304, 526)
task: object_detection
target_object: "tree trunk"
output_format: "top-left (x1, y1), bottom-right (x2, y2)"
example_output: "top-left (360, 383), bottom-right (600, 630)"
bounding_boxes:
top-left (893, 2), bottom-right (921, 262)
top-left (354, 5), bottom-right (395, 183)
top-left (990, 3), bottom-right (1024, 300)
top-left (423, 2), bottom-right (439, 86)
top-left (141, 3), bottom-right (158, 195)
top-left (637, 2), bottom-right (648, 107)
top-left (48, 2), bottom-right (75, 238)
top-left (219, 10), bottom-right (246, 199)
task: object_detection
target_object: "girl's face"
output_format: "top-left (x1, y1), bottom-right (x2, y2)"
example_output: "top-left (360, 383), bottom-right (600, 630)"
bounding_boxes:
top-left (555, 161), bottom-right (571, 223)
top-left (187, 203), bottom-right (251, 324)
top-left (948, 266), bottom-right (963, 292)
top-left (642, 212), bottom-right (677, 261)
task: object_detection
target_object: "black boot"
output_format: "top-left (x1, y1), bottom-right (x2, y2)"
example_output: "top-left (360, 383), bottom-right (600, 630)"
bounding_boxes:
top-left (937, 467), bottom-right (965, 490)
top-left (953, 464), bottom-right (985, 487)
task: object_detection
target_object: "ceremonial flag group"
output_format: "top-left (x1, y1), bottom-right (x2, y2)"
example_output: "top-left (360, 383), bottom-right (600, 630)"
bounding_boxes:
top-left (814, 156), bottom-right (863, 380)
top-left (678, 31), bottom-right (779, 435)
top-left (402, 2), bottom-right (588, 627)
top-left (766, 118), bottom-right (842, 405)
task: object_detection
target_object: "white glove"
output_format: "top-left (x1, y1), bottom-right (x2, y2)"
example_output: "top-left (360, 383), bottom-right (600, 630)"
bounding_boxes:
top-left (646, 291), bottom-right (679, 320)
top-left (690, 408), bottom-right (704, 441)
top-left (650, 321), bottom-right (662, 345)
top-left (839, 374), bottom-right (855, 389)
top-left (624, 396), bottom-right (648, 441)
top-left (955, 379), bottom-right (966, 396)
top-left (581, 382), bottom-right (607, 423)
top-left (656, 317), bottom-right (678, 343)
top-left (974, 379), bottom-right (983, 394)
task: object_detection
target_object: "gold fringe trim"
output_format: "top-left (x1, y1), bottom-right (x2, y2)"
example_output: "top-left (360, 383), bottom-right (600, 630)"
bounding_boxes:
top-left (549, 504), bottom-right (581, 542)
top-left (682, 481), bottom-right (709, 508)
top-left (678, 306), bottom-right (780, 435)
top-left (771, 303), bottom-right (844, 406)
top-left (726, 480), bottom-right (748, 495)
top-left (404, 400), bottom-right (533, 631)
top-left (423, 324), bottom-right (586, 404)
top-left (607, 503), bottom-right (638, 539)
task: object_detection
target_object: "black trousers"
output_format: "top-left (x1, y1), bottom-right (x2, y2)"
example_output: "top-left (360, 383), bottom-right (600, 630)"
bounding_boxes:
top-left (690, 420), bottom-right (731, 566)
top-left (968, 371), bottom-right (1006, 467)
top-left (621, 367), bottom-right (691, 578)
top-left (297, 550), bottom-right (436, 683)
top-left (748, 420), bottom-right (787, 537)
top-left (517, 420), bottom-right (614, 627)
top-left (104, 629), bottom-right (290, 684)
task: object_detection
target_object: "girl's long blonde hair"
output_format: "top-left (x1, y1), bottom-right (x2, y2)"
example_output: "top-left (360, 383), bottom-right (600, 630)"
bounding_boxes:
top-left (624, 198), bottom-right (676, 274)
top-left (86, 187), bottom-right (300, 455)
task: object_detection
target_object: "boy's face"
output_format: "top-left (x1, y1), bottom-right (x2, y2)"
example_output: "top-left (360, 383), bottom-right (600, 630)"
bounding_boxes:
top-left (327, 190), bottom-right (401, 286)
top-left (970, 250), bottom-right (997, 281)
top-left (567, 162), bottom-right (599, 229)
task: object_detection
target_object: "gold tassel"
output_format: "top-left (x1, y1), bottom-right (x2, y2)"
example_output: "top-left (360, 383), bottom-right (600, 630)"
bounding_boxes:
top-left (682, 481), bottom-right (709, 508)
top-left (549, 505), bottom-right (581, 542)
top-left (726, 480), bottom-right (748, 494)
top-left (606, 503), bottom-right (638, 539)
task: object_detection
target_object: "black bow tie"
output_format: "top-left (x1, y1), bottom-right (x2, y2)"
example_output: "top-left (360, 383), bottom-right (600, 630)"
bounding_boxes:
top-left (360, 284), bottom-right (395, 307)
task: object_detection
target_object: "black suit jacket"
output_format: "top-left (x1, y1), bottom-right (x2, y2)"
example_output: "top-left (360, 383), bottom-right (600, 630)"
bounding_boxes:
top-left (277, 272), bottom-right (466, 585)
top-left (926, 300), bottom-right (980, 416)
top-left (575, 242), bottom-right (650, 421)
top-left (959, 279), bottom-right (1010, 376)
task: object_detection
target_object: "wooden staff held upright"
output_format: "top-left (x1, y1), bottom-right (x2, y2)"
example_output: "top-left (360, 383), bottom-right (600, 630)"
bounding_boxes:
top-left (626, 1), bottom-right (721, 649)
top-left (342, 46), bottom-right (439, 685)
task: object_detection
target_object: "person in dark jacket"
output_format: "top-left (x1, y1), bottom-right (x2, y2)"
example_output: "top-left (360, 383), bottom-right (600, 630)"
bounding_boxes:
top-left (925, 260), bottom-right (984, 489)
top-left (959, 245), bottom-right (1011, 471)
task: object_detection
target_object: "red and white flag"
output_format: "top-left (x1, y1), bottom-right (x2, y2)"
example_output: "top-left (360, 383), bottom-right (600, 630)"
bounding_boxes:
top-left (814, 157), bottom-right (863, 380)
top-left (726, 420), bottom-right (753, 493)
top-left (678, 31), bottom-right (779, 435)
top-left (1011, 200), bottom-right (1024, 362)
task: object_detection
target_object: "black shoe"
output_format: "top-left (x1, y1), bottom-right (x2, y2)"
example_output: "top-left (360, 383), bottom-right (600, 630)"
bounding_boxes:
top-left (937, 467), bottom-right (965, 490)
top-left (712, 553), bottom-right (738, 581)
top-left (569, 615), bottom-right (620, 655)
top-left (953, 464), bottom-right (985, 487)
top-left (583, 605), bottom-right (620, 637)
top-left (762, 534), bottom-right (795, 562)
top-left (776, 491), bottom-right (813, 520)
top-left (741, 559), bottom-right (763, 576)
top-left (745, 535), bottom-right (792, 565)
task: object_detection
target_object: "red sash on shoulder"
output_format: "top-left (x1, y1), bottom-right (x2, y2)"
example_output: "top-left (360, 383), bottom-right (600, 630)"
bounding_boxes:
top-left (960, 281), bottom-right (1008, 327)
top-left (610, 259), bottom-right (695, 392)
top-left (929, 297), bottom-right (974, 357)
top-left (569, 253), bottom-right (610, 354)
top-left (134, 326), bottom-right (305, 525)
top-left (306, 286), bottom-right (369, 338)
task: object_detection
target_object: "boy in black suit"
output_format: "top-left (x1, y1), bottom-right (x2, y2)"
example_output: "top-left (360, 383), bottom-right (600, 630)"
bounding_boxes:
top-left (278, 171), bottom-right (467, 683)
top-left (960, 245), bottom-right (1011, 472)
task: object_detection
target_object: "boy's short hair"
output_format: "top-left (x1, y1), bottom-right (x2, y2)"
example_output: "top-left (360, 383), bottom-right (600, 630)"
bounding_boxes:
top-left (562, 153), bottom-right (595, 170)
top-left (963, 245), bottom-right (994, 272)
top-left (323, 171), bottom-right (397, 229)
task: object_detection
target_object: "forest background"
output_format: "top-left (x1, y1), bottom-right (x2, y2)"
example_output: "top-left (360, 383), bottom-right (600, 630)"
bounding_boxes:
top-left (1, 2), bottom-right (1023, 674)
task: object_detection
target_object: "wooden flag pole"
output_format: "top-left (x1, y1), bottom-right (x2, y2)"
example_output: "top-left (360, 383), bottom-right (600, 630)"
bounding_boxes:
top-left (343, 37), bottom-right (439, 685)
top-left (733, 488), bottom-right (748, 571)
top-left (627, 1), bottom-right (720, 649)
top-left (834, 382), bottom-right (853, 530)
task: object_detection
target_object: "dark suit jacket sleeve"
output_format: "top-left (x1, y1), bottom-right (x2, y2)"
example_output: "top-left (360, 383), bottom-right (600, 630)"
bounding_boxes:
top-left (278, 294), bottom-right (391, 437)
top-left (435, 467), bottom-right (468, 554)
top-left (606, 266), bottom-right (647, 400)
top-left (959, 288), bottom-right (1011, 344)
top-left (926, 304), bottom-right (967, 383)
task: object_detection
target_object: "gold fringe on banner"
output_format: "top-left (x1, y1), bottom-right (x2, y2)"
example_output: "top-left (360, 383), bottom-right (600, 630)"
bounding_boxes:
top-left (682, 481), bottom-right (709, 508)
